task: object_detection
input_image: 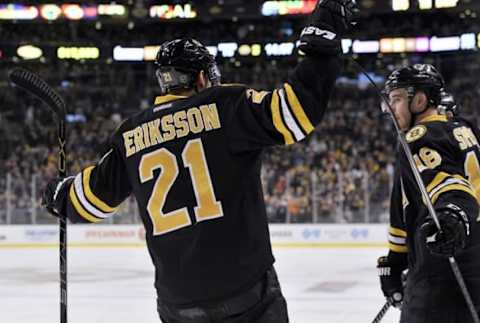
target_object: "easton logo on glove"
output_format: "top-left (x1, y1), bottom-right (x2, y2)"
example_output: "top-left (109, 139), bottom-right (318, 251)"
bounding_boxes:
top-left (300, 26), bottom-right (337, 40)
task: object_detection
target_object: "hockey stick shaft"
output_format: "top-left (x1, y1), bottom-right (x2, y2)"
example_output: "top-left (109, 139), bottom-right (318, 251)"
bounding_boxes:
top-left (353, 61), bottom-right (479, 323)
top-left (9, 69), bottom-right (68, 323)
top-left (371, 300), bottom-right (391, 323)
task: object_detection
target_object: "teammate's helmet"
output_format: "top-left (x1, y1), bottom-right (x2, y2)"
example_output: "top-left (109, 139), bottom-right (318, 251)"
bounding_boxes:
top-left (155, 38), bottom-right (221, 95)
top-left (438, 90), bottom-right (459, 116)
top-left (384, 64), bottom-right (445, 107)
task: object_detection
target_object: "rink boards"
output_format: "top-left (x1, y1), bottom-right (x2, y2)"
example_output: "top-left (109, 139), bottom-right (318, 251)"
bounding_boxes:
top-left (0, 224), bottom-right (388, 248)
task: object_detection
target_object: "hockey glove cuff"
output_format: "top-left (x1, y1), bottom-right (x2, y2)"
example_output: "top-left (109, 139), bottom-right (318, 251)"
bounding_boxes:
top-left (42, 176), bottom-right (75, 217)
top-left (420, 203), bottom-right (470, 257)
top-left (377, 256), bottom-right (404, 308)
top-left (298, 0), bottom-right (359, 56)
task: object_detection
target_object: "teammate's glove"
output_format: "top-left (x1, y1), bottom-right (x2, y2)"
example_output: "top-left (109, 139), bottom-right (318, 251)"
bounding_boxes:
top-left (42, 176), bottom-right (74, 217)
top-left (377, 256), bottom-right (404, 308)
top-left (298, 0), bottom-right (359, 55)
top-left (420, 203), bottom-right (470, 257)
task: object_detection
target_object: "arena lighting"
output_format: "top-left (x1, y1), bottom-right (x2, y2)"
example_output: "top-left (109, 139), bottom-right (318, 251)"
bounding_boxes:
top-left (0, 4), bottom-right (38, 20)
top-left (392, 0), bottom-right (459, 11)
top-left (261, 0), bottom-right (316, 16)
top-left (416, 37), bottom-right (430, 52)
top-left (149, 4), bottom-right (196, 19)
top-left (113, 46), bottom-right (144, 61)
top-left (392, 0), bottom-right (409, 11)
top-left (217, 43), bottom-right (238, 58)
top-left (17, 45), bottom-right (43, 60)
top-left (97, 4), bottom-right (126, 16)
top-left (143, 46), bottom-right (160, 61)
top-left (352, 40), bottom-right (380, 54)
top-left (264, 42), bottom-right (295, 56)
top-left (62, 4), bottom-right (84, 20)
top-left (341, 39), bottom-right (352, 54)
top-left (430, 36), bottom-right (461, 52)
top-left (57, 47), bottom-right (100, 60)
top-left (418, 0), bottom-right (433, 9)
top-left (40, 4), bottom-right (61, 20)
top-left (238, 44), bottom-right (262, 57)
top-left (460, 33), bottom-right (476, 50)
top-left (434, 0), bottom-right (459, 9)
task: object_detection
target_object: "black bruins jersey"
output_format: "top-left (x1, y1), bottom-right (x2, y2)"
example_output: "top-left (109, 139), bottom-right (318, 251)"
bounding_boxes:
top-left (388, 114), bottom-right (480, 283)
top-left (63, 55), bottom-right (340, 305)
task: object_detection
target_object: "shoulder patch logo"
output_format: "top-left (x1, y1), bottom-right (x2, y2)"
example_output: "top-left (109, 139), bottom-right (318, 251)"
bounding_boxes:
top-left (406, 125), bottom-right (427, 143)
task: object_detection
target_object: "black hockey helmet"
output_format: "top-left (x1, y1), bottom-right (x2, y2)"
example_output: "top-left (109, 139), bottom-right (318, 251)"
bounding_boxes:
top-left (438, 90), bottom-right (459, 116)
top-left (384, 64), bottom-right (445, 107)
top-left (155, 38), bottom-right (221, 95)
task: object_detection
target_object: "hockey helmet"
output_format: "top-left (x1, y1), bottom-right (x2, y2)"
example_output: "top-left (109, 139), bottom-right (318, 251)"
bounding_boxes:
top-left (155, 38), bottom-right (221, 95)
top-left (384, 64), bottom-right (445, 107)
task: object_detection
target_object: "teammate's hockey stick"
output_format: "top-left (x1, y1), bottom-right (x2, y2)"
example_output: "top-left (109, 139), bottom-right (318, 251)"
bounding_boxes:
top-left (353, 61), bottom-right (480, 323)
top-left (9, 68), bottom-right (68, 323)
top-left (371, 300), bottom-right (391, 323)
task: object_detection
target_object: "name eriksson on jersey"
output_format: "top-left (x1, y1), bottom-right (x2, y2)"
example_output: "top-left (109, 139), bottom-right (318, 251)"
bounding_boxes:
top-left (122, 103), bottom-right (221, 157)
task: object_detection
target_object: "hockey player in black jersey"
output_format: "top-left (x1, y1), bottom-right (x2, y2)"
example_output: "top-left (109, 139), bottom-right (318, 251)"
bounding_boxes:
top-left (377, 64), bottom-right (480, 323)
top-left (41, 1), bottom-right (358, 322)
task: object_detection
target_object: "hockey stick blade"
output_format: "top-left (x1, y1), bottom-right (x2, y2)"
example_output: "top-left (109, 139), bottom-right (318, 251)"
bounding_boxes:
top-left (9, 68), bottom-right (66, 119)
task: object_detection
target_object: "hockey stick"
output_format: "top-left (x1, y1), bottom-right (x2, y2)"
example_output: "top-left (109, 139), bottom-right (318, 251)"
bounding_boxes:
top-left (353, 61), bottom-right (480, 323)
top-left (9, 68), bottom-right (68, 323)
top-left (371, 300), bottom-right (392, 323)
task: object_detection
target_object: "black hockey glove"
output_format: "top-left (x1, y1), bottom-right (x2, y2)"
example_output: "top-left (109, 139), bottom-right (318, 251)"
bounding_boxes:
top-left (377, 256), bottom-right (404, 308)
top-left (420, 203), bottom-right (470, 257)
top-left (42, 176), bottom-right (75, 217)
top-left (298, 0), bottom-right (359, 56)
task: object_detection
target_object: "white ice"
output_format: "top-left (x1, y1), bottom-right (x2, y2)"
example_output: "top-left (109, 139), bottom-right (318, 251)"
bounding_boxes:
top-left (0, 247), bottom-right (400, 323)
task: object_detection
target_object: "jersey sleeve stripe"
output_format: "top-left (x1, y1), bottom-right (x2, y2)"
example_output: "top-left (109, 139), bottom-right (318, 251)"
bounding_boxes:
top-left (82, 166), bottom-right (118, 213)
top-left (278, 89), bottom-right (306, 142)
top-left (389, 226), bottom-right (407, 237)
top-left (69, 184), bottom-right (102, 223)
top-left (427, 172), bottom-right (470, 194)
top-left (389, 242), bottom-right (408, 253)
top-left (283, 83), bottom-right (314, 134)
top-left (388, 235), bottom-right (406, 245)
top-left (74, 172), bottom-right (114, 219)
top-left (430, 184), bottom-right (477, 204)
top-left (270, 89), bottom-right (295, 145)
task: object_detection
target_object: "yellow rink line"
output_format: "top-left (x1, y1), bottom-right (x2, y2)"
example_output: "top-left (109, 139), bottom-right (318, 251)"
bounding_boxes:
top-left (0, 242), bottom-right (388, 249)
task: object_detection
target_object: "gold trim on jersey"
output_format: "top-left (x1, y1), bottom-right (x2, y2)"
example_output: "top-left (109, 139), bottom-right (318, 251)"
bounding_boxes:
top-left (283, 83), bottom-right (314, 134)
top-left (69, 184), bottom-right (102, 223)
top-left (426, 172), bottom-right (477, 204)
top-left (418, 114), bottom-right (448, 124)
top-left (154, 95), bottom-right (187, 106)
top-left (430, 184), bottom-right (477, 204)
top-left (83, 166), bottom-right (117, 213)
top-left (271, 89), bottom-right (295, 145)
top-left (389, 226), bottom-right (407, 237)
top-left (389, 242), bottom-right (408, 253)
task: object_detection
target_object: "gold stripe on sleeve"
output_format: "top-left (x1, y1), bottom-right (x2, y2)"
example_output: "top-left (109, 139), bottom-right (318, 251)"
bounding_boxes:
top-left (82, 166), bottom-right (117, 213)
top-left (69, 184), bottom-right (102, 223)
top-left (388, 226), bottom-right (407, 237)
top-left (270, 90), bottom-right (294, 145)
top-left (389, 243), bottom-right (408, 253)
top-left (283, 83), bottom-right (314, 134)
top-left (430, 184), bottom-right (477, 204)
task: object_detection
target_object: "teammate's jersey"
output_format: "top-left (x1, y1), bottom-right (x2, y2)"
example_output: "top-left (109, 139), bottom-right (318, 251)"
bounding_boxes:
top-left (63, 55), bottom-right (340, 305)
top-left (388, 114), bottom-right (480, 277)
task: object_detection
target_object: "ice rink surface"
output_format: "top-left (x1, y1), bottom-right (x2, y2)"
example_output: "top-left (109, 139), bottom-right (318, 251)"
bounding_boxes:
top-left (1, 246), bottom-right (401, 323)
